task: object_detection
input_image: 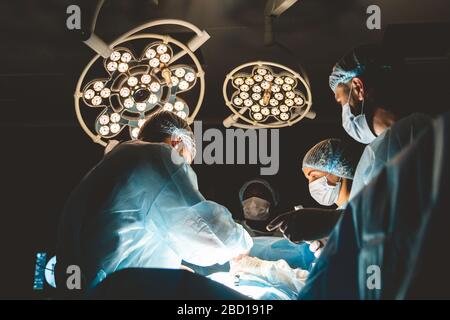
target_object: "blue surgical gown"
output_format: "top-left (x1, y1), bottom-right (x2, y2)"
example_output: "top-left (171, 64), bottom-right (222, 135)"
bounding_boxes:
top-left (57, 141), bottom-right (253, 288)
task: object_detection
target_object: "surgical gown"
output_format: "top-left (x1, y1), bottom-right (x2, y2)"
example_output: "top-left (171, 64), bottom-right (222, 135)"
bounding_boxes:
top-left (57, 141), bottom-right (253, 289)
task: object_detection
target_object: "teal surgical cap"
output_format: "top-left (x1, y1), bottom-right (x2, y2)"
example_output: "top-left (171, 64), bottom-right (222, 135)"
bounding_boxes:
top-left (302, 139), bottom-right (357, 179)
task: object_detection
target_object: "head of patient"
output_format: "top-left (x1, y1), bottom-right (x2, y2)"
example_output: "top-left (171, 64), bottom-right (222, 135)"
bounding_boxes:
top-left (138, 110), bottom-right (196, 164)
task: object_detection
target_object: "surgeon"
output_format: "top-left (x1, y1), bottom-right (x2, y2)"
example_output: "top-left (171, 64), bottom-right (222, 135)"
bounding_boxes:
top-left (238, 179), bottom-right (280, 237)
top-left (56, 111), bottom-right (253, 291)
top-left (267, 43), bottom-right (433, 243)
top-left (268, 139), bottom-right (359, 256)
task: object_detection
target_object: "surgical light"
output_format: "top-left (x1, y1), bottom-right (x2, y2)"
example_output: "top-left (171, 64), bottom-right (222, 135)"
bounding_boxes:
top-left (223, 61), bottom-right (315, 128)
top-left (75, 19), bottom-right (208, 147)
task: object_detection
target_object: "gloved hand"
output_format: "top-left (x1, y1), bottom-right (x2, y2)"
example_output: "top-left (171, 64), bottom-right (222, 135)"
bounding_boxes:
top-left (266, 208), bottom-right (343, 243)
top-left (306, 238), bottom-right (328, 258)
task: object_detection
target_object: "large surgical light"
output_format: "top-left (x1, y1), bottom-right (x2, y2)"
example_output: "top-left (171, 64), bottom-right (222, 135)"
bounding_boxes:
top-left (75, 19), bottom-right (209, 147)
top-left (223, 61), bottom-right (315, 129)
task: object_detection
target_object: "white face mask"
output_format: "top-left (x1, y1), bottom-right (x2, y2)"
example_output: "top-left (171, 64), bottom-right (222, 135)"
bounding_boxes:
top-left (341, 84), bottom-right (377, 144)
top-left (308, 176), bottom-right (341, 206)
top-left (242, 197), bottom-right (271, 221)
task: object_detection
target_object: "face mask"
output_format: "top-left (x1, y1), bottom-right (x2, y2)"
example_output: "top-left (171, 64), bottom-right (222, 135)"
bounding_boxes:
top-left (341, 84), bottom-right (377, 144)
top-left (308, 176), bottom-right (341, 206)
top-left (242, 197), bottom-right (271, 221)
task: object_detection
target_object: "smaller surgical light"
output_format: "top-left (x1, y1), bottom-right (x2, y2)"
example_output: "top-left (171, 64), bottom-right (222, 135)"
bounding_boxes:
top-left (253, 75), bottom-right (263, 82)
top-left (253, 112), bottom-right (263, 121)
top-left (264, 74), bottom-right (274, 82)
top-left (271, 107), bottom-right (280, 115)
top-left (285, 99), bottom-right (294, 106)
top-left (286, 91), bottom-right (295, 99)
top-left (239, 92), bottom-right (249, 100)
top-left (141, 74), bottom-right (151, 84)
top-left (251, 105), bottom-right (260, 112)
top-left (252, 85), bottom-right (262, 93)
top-left (245, 78), bottom-right (255, 86)
top-left (251, 93), bottom-right (261, 101)
top-left (179, 80), bottom-right (189, 90)
top-left (185, 72), bottom-right (195, 83)
top-left (124, 98), bottom-right (134, 108)
top-left (233, 97), bottom-right (243, 106)
top-left (261, 81), bottom-right (271, 90)
top-left (257, 68), bottom-right (267, 76)
top-left (284, 77), bottom-right (294, 85)
top-left (131, 127), bottom-right (140, 138)
top-left (176, 110), bottom-right (187, 119)
top-left (160, 53), bottom-right (171, 63)
top-left (148, 94), bottom-right (158, 104)
top-left (280, 112), bottom-right (290, 120)
top-left (274, 77), bottom-right (284, 85)
top-left (244, 99), bottom-right (253, 107)
top-left (150, 82), bottom-right (160, 92)
top-left (156, 44), bottom-right (167, 54)
top-left (240, 84), bottom-right (250, 92)
top-left (136, 102), bottom-right (147, 111)
top-left (274, 93), bottom-right (284, 100)
top-left (149, 58), bottom-right (160, 68)
top-left (269, 98), bottom-right (279, 106)
top-left (280, 105), bottom-right (289, 112)
top-left (282, 84), bottom-right (292, 91)
top-left (145, 48), bottom-right (156, 59)
top-left (261, 107), bottom-right (270, 116)
top-left (294, 96), bottom-right (304, 105)
top-left (175, 68), bottom-right (186, 78)
top-left (171, 76), bottom-right (179, 86)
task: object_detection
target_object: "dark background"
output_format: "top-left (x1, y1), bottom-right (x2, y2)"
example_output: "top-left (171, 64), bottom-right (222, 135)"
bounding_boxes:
top-left (0, 0), bottom-right (448, 298)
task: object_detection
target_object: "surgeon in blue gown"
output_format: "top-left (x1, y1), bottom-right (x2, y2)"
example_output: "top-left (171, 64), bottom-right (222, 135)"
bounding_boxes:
top-left (56, 111), bottom-right (253, 291)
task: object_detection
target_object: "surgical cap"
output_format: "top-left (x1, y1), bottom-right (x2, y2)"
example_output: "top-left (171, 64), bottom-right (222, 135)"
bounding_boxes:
top-left (329, 44), bottom-right (384, 93)
top-left (239, 179), bottom-right (279, 207)
top-left (302, 139), bottom-right (356, 179)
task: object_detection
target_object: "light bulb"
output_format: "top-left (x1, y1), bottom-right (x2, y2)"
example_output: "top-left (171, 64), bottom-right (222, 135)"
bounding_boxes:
top-left (150, 82), bottom-right (160, 92)
top-left (156, 44), bottom-right (167, 54)
top-left (184, 72), bottom-right (195, 82)
top-left (253, 75), bottom-right (263, 82)
top-left (269, 98), bottom-right (279, 106)
top-left (118, 63), bottom-right (128, 72)
top-left (253, 112), bottom-right (263, 121)
top-left (270, 85), bottom-right (280, 93)
top-left (257, 68), bottom-right (267, 76)
top-left (175, 68), bottom-right (186, 78)
top-left (285, 99), bottom-right (294, 106)
top-left (251, 93), bottom-right (261, 101)
top-left (176, 111), bottom-right (187, 119)
top-left (124, 98), bottom-right (134, 108)
top-left (179, 80), bottom-right (189, 90)
top-left (110, 51), bottom-right (121, 61)
top-left (261, 107), bottom-right (270, 115)
top-left (127, 77), bottom-right (138, 87)
top-left (107, 61), bottom-right (118, 72)
top-left (286, 91), bottom-right (295, 99)
top-left (110, 113), bottom-right (121, 123)
top-left (274, 93), bottom-right (284, 100)
top-left (274, 77), bottom-right (284, 85)
top-left (174, 101), bottom-right (184, 111)
top-left (284, 77), bottom-right (294, 85)
top-left (110, 123), bottom-right (121, 134)
top-left (99, 115), bottom-right (109, 125)
top-left (294, 96), bottom-right (304, 105)
top-left (282, 84), bottom-right (292, 91)
top-left (138, 119), bottom-right (146, 127)
top-left (252, 85), bottom-right (262, 93)
top-left (251, 105), bottom-right (260, 112)
top-left (131, 127), bottom-right (140, 138)
top-left (171, 76), bottom-right (179, 86)
top-left (145, 48), bottom-right (156, 59)
top-left (280, 112), bottom-right (290, 120)
top-left (280, 105), bottom-right (289, 113)
top-left (136, 103), bottom-right (147, 111)
top-left (148, 94), bottom-right (158, 104)
top-left (244, 99), bottom-right (253, 107)
top-left (100, 88), bottom-right (111, 98)
top-left (94, 81), bottom-right (104, 91)
top-left (149, 58), bottom-right (160, 68)
top-left (84, 89), bottom-right (95, 100)
top-left (121, 52), bottom-right (132, 63)
top-left (239, 92), bottom-right (249, 99)
top-left (141, 74), bottom-right (151, 84)
top-left (164, 103), bottom-right (174, 111)
top-left (264, 74), bottom-right (274, 82)
top-left (271, 107), bottom-right (280, 115)
top-left (261, 81), bottom-right (270, 90)
top-left (120, 87), bottom-right (130, 97)
top-left (245, 78), bottom-right (255, 86)
top-left (91, 96), bottom-right (102, 106)
top-left (99, 125), bottom-right (110, 136)
top-left (160, 53), bottom-right (171, 63)
top-left (239, 84), bottom-right (250, 92)
top-left (233, 97), bottom-right (243, 106)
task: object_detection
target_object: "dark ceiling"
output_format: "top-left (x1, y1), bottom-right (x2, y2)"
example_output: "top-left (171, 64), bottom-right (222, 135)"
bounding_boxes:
top-left (0, 0), bottom-right (448, 298)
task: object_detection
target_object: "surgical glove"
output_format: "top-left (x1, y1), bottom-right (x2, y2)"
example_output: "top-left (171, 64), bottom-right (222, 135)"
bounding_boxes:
top-left (266, 208), bottom-right (343, 243)
top-left (306, 238), bottom-right (328, 258)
